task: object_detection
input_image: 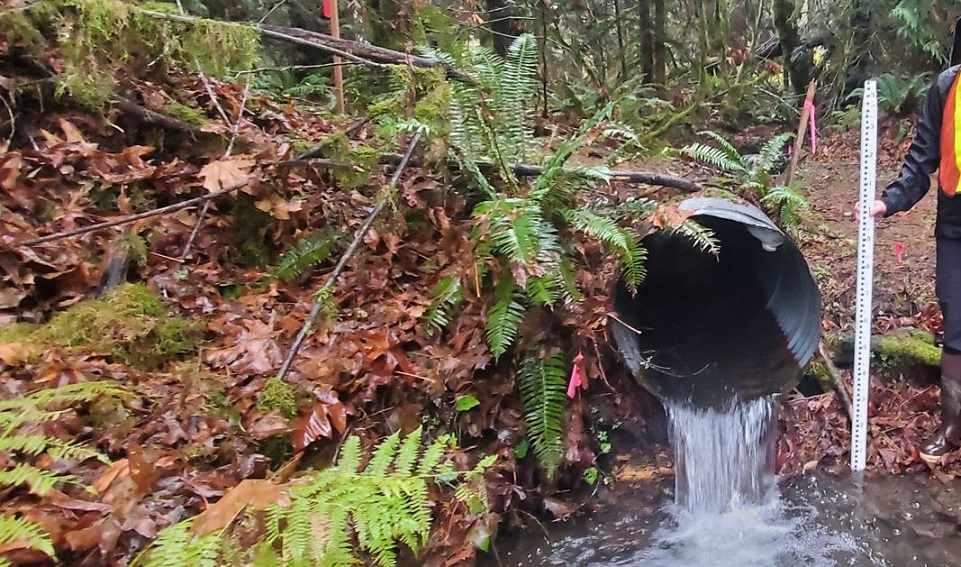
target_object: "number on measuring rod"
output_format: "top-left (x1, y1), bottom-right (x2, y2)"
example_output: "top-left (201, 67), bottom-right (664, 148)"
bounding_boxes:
top-left (852, 79), bottom-right (877, 473)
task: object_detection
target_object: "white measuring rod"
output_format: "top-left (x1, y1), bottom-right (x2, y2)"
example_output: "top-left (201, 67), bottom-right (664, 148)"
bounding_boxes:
top-left (852, 79), bottom-right (877, 472)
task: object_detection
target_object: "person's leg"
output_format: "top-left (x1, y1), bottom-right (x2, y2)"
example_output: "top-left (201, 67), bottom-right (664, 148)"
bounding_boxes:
top-left (921, 238), bottom-right (961, 462)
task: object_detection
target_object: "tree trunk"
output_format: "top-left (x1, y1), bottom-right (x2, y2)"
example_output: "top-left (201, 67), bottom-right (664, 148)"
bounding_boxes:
top-left (653, 0), bottom-right (666, 87)
top-left (486, 0), bottom-right (525, 56)
top-left (614, 0), bottom-right (628, 80)
top-left (638, 0), bottom-right (654, 82)
top-left (772, 0), bottom-right (811, 94)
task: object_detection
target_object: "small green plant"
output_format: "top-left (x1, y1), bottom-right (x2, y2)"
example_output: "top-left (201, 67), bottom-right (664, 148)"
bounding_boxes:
top-left (140, 427), bottom-right (496, 567)
top-left (583, 467), bottom-right (599, 485)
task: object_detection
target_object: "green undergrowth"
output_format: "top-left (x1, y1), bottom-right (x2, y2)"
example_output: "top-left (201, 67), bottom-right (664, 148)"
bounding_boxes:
top-left (0, 283), bottom-right (204, 368)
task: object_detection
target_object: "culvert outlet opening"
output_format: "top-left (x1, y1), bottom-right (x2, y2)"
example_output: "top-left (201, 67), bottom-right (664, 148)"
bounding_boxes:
top-left (610, 197), bottom-right (822, 409)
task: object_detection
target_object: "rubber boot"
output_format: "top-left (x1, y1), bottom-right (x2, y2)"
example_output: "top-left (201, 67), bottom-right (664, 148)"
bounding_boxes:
top-left (920, 352), bottom-right (961, 465)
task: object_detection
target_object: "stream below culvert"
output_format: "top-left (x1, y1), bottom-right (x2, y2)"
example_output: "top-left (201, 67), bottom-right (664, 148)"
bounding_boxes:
top-left (487, 397), bottom-right (961, 567)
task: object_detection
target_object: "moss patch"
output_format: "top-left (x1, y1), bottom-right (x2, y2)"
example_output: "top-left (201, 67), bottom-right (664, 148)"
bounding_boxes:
top-left (163, 101), bottom-right (208, 126)
top-left (0, 283), bottom-right (204, 369)
top-left (875, 328), bottom-right (941, 369)
top-left (257, 378), bottom-right (299, 420)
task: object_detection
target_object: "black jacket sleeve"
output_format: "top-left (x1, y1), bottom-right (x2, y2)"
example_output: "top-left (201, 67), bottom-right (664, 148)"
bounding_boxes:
top-left (879, 72), bottom-right (951, 217)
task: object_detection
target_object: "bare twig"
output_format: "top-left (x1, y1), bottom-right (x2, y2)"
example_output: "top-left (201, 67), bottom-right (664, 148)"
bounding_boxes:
top-left (275, 131), bottom-right (423, 382)
top-left (17, 185), bottom-right (242, 247)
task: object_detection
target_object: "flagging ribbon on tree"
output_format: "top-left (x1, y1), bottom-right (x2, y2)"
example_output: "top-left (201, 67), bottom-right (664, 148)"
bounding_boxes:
top-left (567, 351), bottom-right (585, 398)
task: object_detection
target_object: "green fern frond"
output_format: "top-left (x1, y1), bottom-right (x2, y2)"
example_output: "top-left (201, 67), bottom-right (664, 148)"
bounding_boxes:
top-left (0, 515), bottom-right (55, 560)
top-left (518, 351), bottom-right (567, 479)
top-left (679, 142), bottom-right (748, 175)
top-left (416, 434), bottom-right (454, 476)
top-left (525, 274), bottom-right (562, 306)
top-left (565, 209), bottom-right (647, 290)
top-left (533, 102), bottom-right (615, 204)
top-left (425, 275), bottom-right (463, 333)
top-left (486, 276), bottom-right (526, 360)
top-left (757, 132), bottom-right (794, 173)
top-left (156, 428), bottom-right (494, 566)
top-left (500, 34), bottom-right (539, 159)
top-left (615, 197), bottom-right (658, 219)
top-left (0, 464), bottom-right (75, 496)
top-left (475, 199), bottom-right (541, 264)
top-left (273, 231), bottom-right (340, 281)
top-left (661, 219), bottom-right (720, 255)
top-left (336, 436), bottom-right (364, 474)
top-left (140, 519), bottom-right (222, 567)
top-left (697, 130), bottom-right (745, 166)
top-left (0, 381), bottom-right (128, 413)
top-left (761, 185), bottom-right (811, 228)
top-left (365, 430), bottom-right (402, 477)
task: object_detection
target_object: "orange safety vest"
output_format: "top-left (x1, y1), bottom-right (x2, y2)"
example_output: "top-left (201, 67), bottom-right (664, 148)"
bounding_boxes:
top-left (941, 72), bottom-right (961, 196)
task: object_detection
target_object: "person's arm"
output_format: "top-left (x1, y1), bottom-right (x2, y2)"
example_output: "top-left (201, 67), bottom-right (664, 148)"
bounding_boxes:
top-left (878, 74), bottom-right (950, 216)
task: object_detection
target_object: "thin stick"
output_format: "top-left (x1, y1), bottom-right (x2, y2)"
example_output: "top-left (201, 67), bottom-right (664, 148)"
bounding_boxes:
top-left (17, 185), bottom-right (242, 247)
top-left (818, 340), bottom-right (854, 422)
top-left (275, 130), bottom-right (423, 382)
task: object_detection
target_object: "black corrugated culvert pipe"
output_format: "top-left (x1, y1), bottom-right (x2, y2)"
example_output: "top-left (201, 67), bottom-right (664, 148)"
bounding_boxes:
top-left (610, 197), bottom-right (822, 410)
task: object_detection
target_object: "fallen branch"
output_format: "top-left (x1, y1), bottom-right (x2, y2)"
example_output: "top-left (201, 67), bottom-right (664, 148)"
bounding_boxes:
top-left (114, 98), bottom-right (202, 135)
top-left (275, 130), bottom-right (424, 382)
top-left (16, 185), bottom-right (242, 247)
top-left (282, 154), bottom-right (703, 193)
top-left (139, 10), bottom-right (472, 81)
top-left (818, 340), bottom-right (853, 423)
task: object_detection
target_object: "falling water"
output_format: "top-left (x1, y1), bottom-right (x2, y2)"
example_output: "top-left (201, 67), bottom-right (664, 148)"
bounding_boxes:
top-left (666, 396), bottom-right (777, 514)
top-left (637, 395), bottom-right (864, 567)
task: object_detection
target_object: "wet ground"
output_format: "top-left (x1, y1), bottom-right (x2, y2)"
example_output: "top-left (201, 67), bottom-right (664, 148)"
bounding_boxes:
top-left (487, 471), bottom-right (961, 567)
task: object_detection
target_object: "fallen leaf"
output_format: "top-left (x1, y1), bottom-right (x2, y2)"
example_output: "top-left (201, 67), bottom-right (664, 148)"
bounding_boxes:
top-left (127, 442), bottom-right (156, 495)
top-left (92, 459), bottom-right (129, 494)
top-left (191, 479), bottom-right (288, 537)
top-left (198, 158), bottom-right (254, 192)
top-left (646, 203), bottom-right (692, 229)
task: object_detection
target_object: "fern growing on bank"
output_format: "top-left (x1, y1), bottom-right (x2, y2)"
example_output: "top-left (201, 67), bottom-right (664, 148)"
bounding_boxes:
top-left (141, 427), bottom-right (495, 567)
top-left (0, 381), bottom-right (125, 564)
top-left (518, 350), bottom-right (568, 479)
top-left (273, 230), bottom-right (342, 281)
top-left (678, 130), bottom-right (809, 228)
